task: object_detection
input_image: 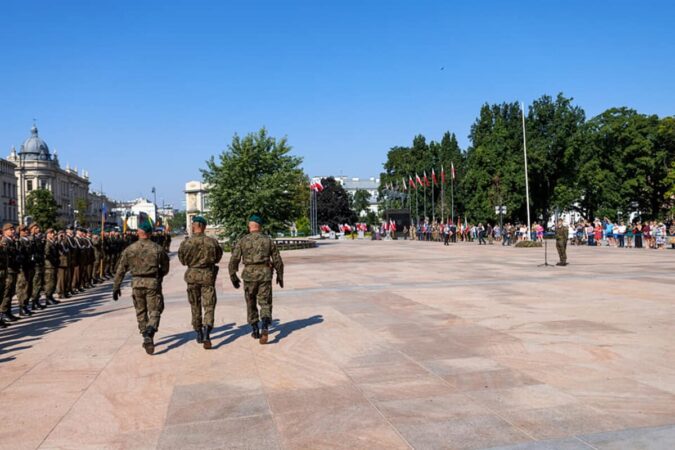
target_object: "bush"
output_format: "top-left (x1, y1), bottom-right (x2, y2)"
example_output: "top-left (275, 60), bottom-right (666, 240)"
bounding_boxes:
top-left (514, 240), bottom-right (543, 248)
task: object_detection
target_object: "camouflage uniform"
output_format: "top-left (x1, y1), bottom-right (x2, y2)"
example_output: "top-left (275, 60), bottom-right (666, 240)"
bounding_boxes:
top-left (16, 234), bottom-right (35, 311)
top-left (1, 235), bottom-right (20, 317)
top-left (44, 236), bottom-right (60, 301)
top-left (31, 231), bottom-right (46, 307)
top-left (56, 233), bottom-right (71, 298)
top-left (114, 238), bottom-right (170, 335)
top-left (178, 233), bottom-right (223, 331)
top-left (92, 234), bottom-right (102, 281)
top-left (556, 223), bottom-right (569, 265)
top-left (228, 232), bottom-right (283, 328)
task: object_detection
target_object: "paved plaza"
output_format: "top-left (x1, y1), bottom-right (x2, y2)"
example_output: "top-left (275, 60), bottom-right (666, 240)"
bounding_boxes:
top-left (1, 238), bottom-right (674, 449)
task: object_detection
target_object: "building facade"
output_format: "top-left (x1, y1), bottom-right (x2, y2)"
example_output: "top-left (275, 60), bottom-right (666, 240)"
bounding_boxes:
top-left (0, 158), bottom-right (18, 224)
top-left (7, 125), bottom-right (92, 225)
top-left (184, 181), bottom-right (221, 236)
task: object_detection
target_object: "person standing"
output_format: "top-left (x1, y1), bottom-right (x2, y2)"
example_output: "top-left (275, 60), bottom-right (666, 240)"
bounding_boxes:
top-left (30, 223), bottom-right (46, 310)
top-left (43, 228), bottom-right (60, 305)
top-left (112, 222), bottom-right (169, 355)
top-left (228, 214), bottom-right (284, 344)
top-left (56, 231), bottom-right (71, 299)
top-left (16, 225), bottom-right (35, 316)
top-left (177, 215), bottom-right (223, 349)
top-left (0, 224), bottom-right (21, 322)
top-left (555, 219), bottom-right (569, 266)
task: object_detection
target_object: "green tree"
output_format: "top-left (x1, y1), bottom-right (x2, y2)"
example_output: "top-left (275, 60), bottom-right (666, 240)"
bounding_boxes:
top-left (169, 210), bottom-right (187, 231)
top-left (202, 128), bottom-right (306, 238)
top-left (74, 198), bottom-right (89, 226)
top-left (352, 189), bottom-right (372, 217)
top-left (316, 177), bottom-right (356, 230)
top-left (25, 189), bottom-right (59, 228)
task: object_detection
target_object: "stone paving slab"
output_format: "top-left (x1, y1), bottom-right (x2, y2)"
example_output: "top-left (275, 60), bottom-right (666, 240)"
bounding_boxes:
top-left (0, 238), bottom-right (674, 449)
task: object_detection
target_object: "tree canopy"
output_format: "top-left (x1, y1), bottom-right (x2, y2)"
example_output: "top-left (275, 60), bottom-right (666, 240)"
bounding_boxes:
top-left (202, 128), bottom-right (306, 238)
top-left (25, 189), bottom-right (59, 229)
top-left (316, 177), bottom-right (356, 230)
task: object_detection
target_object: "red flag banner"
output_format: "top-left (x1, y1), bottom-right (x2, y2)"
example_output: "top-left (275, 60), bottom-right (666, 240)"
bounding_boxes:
top-left (416, 173), bottom-right (423, 187)
top-left (432, 168), bottom-right (438, 186)
top-left (409, 176), bottom-right (416, 189)
top-left (441, 166), bottom-right (446, 184)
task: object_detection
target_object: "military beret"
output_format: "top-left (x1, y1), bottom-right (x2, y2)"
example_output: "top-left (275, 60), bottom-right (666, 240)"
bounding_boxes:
top-left (18, 224), bottom-right (28, 232)
top-left (138, 222), bottom-right (153, 234)
top-left (192, 215), bottom-right (207, 226)
top-left (28, 223), bottom-right (39, 230)
top-left (248, 214), bottom-right (264, 225)
top-left (2, 223), bottom-right (15, 232)
top-left (46, 228), bottom-right (55, 234)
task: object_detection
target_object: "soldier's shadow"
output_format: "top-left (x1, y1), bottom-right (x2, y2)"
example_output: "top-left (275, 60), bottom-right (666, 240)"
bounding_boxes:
top-left (154, 322), bottom-right (237, 355)
top-left (267, 315), bottom-right (324, 345)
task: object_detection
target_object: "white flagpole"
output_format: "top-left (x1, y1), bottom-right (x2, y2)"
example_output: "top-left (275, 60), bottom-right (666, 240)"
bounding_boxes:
top-left (521, 102), bottom-right (531, 240)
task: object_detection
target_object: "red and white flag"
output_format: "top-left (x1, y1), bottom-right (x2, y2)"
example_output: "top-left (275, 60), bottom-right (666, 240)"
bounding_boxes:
top-left (423, 171), bottom-right (429, 187)
top-left (432, 168), bottom-right (438, 186)
top-left (310, 178), bottom-right (324, 192)
top-left (409, 176), bottom-right (416, 189)
top-left (441, 166), bottom-right (446, 184)
top-left (451, 162), bottom-right (456, 180)
top-left (416, 173), bottom-right (423, 187)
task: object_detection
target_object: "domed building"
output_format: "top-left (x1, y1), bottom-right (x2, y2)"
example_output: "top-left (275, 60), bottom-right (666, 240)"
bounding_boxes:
top-left (7, 124), bottom-right (93, 225)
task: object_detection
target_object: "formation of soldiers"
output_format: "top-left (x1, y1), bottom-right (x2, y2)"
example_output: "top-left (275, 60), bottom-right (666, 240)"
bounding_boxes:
top-left (0, 223), bottom-right (167, 327)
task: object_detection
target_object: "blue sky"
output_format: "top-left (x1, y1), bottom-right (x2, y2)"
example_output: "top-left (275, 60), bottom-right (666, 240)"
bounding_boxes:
top-left (1, 0), bottom-right (673, 208)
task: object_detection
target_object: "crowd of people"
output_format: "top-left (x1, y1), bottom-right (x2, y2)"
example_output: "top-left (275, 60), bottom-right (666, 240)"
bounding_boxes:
top-left (0, 222), bottom-right (172, 328)
top-left (569, 219), bottom-right (674, 249)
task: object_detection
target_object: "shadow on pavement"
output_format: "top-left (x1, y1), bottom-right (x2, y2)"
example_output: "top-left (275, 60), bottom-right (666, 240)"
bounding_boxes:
top-left (0, 281), bottom-right (125, 363)
top-left (154, 322), bottom-right (238, 354)
top-left (268, 315), bottom-right (324, 345)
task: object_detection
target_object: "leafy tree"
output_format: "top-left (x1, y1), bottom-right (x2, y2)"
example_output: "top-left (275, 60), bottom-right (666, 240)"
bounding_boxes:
top-left (169, 210), bottom-right (186, 231)
top-left (25, 189), bottom-right (59, 228)
top-left (352, 189), bottom-right (372, 217)
top-left (202, 128), bottom-right (306, 238)
top-left (316, 177), bottom-right (356, 230)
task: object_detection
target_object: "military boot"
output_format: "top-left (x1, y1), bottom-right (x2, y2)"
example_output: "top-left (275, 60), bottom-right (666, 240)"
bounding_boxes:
top-left (19, 306), bottom-right (33, 317)
top-left (203, 325), bottom-right (212, 350)
top-left (142, 327), bottom-right (155, 355)
top-left (32, 299), bottom-right (45, 310)
top-left (4, 311), bottom-right (19, 322)
top-left (0, 315), bottom-right (8, 328)
top-left (47, 295), bottom-right (60, 305)
top-left (250, 322), bottom-right (261, 339)
top-left (195, 328), bottom-right (204, 344)
top-left (259, 318), bottom-right (270, 345)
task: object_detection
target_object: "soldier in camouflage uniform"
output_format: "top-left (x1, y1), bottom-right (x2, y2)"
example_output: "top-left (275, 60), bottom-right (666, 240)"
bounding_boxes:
top-left (113, 221), bottom-right (170, 355)
top-left (556, 219), bottom-right (569, 266)
top-left (56, 231), bottom-right (72, 299)
top-left (16, 225), bottom-right (35, 316)
top-left (30, 223), bottom-right (46, 310)
top-left (228, 214), bottom-right (284, 344)
top-left (44, 228), bottom-right (60, 305)
top-left (91, 231), bottom-right (103, 283)
top-left (0, 223), bottom-right (20, 323)
top-left (0, 224), bottom-right (13, 327)
top-left (178, 215), bottom-right (223, 349)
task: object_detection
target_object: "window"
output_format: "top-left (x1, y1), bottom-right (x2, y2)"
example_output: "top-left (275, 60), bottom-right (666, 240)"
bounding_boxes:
top-left (40, 179), bottom-right (47, 189)
top-left (26, 180), bottom-right (33, 191)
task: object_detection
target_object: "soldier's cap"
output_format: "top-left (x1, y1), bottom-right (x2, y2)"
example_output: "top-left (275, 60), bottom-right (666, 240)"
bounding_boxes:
top-left (248, 214), bottom-right (264, 225)
top-left (18, 224), bottom-right (28, 232)
top-left (28, 223), bottom-right (39, 230)
top-left (66, 225), bottom-right (74, 231)
top-left (138, 222), bottom-right (153, 234)
top-left (192, 215), bottom-right (207, 226)
top-left (2, 223), bottom-right (15, 231)
top-left (46, 228), bottom-right (55, 234)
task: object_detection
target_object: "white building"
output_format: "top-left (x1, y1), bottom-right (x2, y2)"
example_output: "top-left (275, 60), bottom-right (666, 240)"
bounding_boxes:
top-left (0, 158), bottom-right (18, 224)
top-left (315, 175), bottom-right (380, 215)
top-left (7, 124), bottom-right (94, 225)
top-left (184, 180), bottom-right (222, 236)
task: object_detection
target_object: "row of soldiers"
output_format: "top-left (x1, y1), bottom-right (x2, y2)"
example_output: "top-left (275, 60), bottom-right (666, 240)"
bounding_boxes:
top-left (0, 223), bottom-right (139, 327)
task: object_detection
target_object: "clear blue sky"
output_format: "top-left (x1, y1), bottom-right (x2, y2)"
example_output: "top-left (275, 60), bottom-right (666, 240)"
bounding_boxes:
top-left (1, 0), bottom-right (673, 208)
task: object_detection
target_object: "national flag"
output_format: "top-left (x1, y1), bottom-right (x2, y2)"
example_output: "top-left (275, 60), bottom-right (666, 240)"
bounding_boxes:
top-left (423, 171), bottom-right (429, 187)
top-left (441, 166), bottom-right (446, 184)
top-left (409, 176), bottom-right (416, 189)
top-left (432, 168), bottom-right (438, 186)
top-left (416, 173), bottom-right (423, 187)
top-left (401, 177), bottom-right (407, 191)
top-left (310, 178), bottom-right (324, 192)
top-left (451, 162), bottom-right (456, 180)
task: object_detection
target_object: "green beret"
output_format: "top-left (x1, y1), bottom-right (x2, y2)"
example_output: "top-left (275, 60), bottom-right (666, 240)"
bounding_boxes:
top-left (138, 222), bottom-right (153, 234)
top-left (192, 215), bottom-right (207, 226)
top-left (248, 214), bottom-right (263, 225)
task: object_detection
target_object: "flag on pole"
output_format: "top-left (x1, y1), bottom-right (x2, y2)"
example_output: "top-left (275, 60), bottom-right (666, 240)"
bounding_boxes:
top-left (423, 171), bottom-right (430, 187)
top-left (432, 168), bottom-right (438, 186)
top-left (401, 177), bottom-right (407, 191)
top-left (409, 176), bottom-right (416, 189)
top-left (441, 166), bottom-right (446, 184)
top-left (416, 173), bottom-right (423, 187)
top-left (451, 162), bottom-right (456, 180)
top-left (310, 178), bottom-right (324, 192)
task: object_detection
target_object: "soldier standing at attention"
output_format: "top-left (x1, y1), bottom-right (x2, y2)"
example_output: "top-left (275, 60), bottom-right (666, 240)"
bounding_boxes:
top-left (0, 224), bottom-right (20, 323)
top-left (178, 215), bottom-right (223, 349)
top-left (43, 228), bottom-right (60, 305)
top-left (113, 222), bottom-right (169, 355)
top-left (16, 225), bottom-right (35, 316)
top-left (56, 231), bottom-right (71, 299)
top-left (228, 214), bottom-right (284, 344)
top-left (30, 223), bottom-right (46, 310)
top-left (556, 219), bottom-right (569, 266)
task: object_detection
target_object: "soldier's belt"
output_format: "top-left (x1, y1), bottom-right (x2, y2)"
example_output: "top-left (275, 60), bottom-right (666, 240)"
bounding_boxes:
top-left (245, 262), bottom-right (270, 266)
top-left (133, 274), bottom-right (159, 278)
